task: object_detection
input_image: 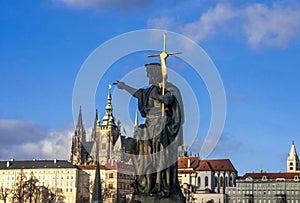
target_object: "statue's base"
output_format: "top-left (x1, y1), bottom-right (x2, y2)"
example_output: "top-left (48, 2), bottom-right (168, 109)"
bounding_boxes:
top-left (129, 194), bottom-right (186, 203)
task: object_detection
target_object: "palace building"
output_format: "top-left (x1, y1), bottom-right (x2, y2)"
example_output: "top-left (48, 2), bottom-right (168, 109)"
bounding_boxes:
top-left (0, 159), bottom-right (78, 203)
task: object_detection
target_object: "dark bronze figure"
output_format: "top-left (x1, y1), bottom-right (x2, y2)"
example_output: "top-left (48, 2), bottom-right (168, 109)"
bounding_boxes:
top-left (116, 63), bottom-right (185, 203)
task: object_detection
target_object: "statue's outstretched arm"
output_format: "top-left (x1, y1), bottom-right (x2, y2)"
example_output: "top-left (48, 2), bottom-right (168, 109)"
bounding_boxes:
top-left (116, 81), bottom-right (137, 96)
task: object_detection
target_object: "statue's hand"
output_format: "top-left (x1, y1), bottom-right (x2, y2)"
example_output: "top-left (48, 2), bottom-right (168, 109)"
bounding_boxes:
top-left (150, 86), bottom-right (162, 100)
top-left (117, 81), bottom-right (126, 89)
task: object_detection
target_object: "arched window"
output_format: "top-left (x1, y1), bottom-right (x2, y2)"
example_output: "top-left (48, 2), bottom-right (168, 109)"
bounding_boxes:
top-left (229, 176), bottom-right (233, 187)
top-left (215, 176), bottom-right (218, 187)
top-left (225, 176), bottom-right (228, 187)
top-left (220, 176), bottom-right (224, 187)
top-left (205, 176), bottom-right (209, 187)
top-left (198, 177), bottom-right (201, 187)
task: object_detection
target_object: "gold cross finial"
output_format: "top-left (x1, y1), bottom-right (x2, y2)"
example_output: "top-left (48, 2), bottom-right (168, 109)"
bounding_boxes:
top-left (148, 33), bottom-right (182, 116)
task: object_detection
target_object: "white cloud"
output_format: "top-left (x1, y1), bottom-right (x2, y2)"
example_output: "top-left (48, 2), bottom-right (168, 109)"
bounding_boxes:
top-left (147, 2), bottom-right (300, 49)
top-left (180, 3), bottom-right (237, 42)
top-left (0, 119), bottom-right (74, 160)
top-left (147, 17), bottom-right (176, 31)
top-left (243, 2), bottom-right (300, 49)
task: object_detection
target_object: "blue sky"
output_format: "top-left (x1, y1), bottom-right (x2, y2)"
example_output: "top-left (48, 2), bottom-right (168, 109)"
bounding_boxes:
top-left (1, 0), bottom-right (300, 175)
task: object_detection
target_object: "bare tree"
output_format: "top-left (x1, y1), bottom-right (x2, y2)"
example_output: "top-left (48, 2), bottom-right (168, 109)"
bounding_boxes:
top-left (0, 187), bottom-right (10, 203)
top-left (24, 172), bottom-right (38, 203)
top-left (12, 169), bottom-right (27, 203)
top-left (9, 170), bottom-right (65, 203)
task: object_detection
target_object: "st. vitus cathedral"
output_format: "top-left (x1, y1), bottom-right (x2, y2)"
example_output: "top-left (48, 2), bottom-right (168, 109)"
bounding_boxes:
top-left (70, 87), bottom-right (132, 165)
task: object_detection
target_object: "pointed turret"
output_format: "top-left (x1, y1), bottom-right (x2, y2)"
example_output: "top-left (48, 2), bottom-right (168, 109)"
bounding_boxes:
top-left (102, 85), bottom-right (116, 126)
top-left (91, 109), bottom-right (100, 142)
top-left (75, 106), bottom-right (86, 143)
top-left (70, 106), bottom-right (88, 165)
top-left (91, 139), bottom-right (102, 203)
top-left (70, 131), bottom-right (80, 165)
top-left (287, 141), bottom-right (300, 172)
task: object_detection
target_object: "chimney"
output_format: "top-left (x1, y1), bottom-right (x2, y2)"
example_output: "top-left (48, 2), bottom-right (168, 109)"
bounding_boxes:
top-left (188, 159), bottom-right (190, 168)
top-left (54, 159), bottom-right (57, 164)
top-left (6, 159), bottom-right (14, 168)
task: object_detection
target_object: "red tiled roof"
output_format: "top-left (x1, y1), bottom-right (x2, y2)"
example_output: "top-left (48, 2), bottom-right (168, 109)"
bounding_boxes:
top-left (105, 161), bottom-right (134, 171)
top-left (178, 157), bottom-right (200, 169)
top-left (179, 169), bottom-right (195, 174)
top-left (206, 159), bottom-right (237, 172)
top-left (178, 157), bottom-right (236, 173)
top-left (77, 164), bottom-right (106, 170)
top-left (194, 160), bottom-right (213, 171)
top-left (241, 172), bottom-right (300, 180)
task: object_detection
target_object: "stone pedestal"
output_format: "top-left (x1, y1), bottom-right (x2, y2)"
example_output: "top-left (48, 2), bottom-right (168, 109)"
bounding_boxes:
top-left (129, 194), bottom-right (186, 203)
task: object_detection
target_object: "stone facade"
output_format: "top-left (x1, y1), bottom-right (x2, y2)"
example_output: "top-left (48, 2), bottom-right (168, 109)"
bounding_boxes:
top-left (228, 172), bottom-right (300, 203)
top-left (178, 156), bottom-right (237, 203)
top-left (0, 159), bottom-right (78, 203)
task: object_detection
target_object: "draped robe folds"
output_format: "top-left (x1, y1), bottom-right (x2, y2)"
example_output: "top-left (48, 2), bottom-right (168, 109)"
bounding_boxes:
top-left (129, 84), bottom-right (183, 197)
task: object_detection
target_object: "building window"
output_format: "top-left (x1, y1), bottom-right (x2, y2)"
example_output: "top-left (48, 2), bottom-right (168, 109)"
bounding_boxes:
top-left (197, 177), bottom-right (201, 187)
top-left (220, 176), bottom-right (224, 187)
top-left (109, 173), bottom-right (114, 178)
top-left (102, 143), bottom-right (106, 149)
top-left (205, 176), bottom-right (209, 187)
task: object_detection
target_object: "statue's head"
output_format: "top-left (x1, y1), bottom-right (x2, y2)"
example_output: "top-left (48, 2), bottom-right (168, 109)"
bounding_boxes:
top-left (145, 63), bottom-right (163, 85)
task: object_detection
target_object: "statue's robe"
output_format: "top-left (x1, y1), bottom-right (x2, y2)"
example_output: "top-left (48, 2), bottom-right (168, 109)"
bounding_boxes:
top-left (127, 84), bottom-right (183, 197)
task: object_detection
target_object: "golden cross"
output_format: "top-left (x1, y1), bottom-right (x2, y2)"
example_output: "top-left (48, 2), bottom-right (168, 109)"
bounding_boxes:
top-left (148, 33), bottom-right (182, 116)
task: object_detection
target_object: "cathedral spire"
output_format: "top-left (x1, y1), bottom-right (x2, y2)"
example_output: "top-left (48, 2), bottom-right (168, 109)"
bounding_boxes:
top-left (91, 139), bottom-right (103, 203)
top-left (77, 106), bottom-right (83, 128)
top-left (287, 141), bottom-right (300, 172)
top-left (75, 106), bottom-right (86, 143)
top-left (91, 109), bottom-right (99, 142)
top-left (101, 85), bottom-right (116, 126)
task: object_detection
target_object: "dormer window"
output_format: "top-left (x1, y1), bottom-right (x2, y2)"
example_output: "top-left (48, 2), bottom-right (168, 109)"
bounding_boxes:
top-left (262, 176), bottom-right (267, 180)
top-left (294, 175), bottom-right (299, 181)
top-left (246, 177), bottom-right (253, 181)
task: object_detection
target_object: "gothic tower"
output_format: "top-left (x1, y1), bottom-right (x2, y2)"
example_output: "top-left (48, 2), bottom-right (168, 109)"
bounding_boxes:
top-left (287, 141), bottom-right (300, 172)
top-left (97, 86), bottom-right (120, 164)
top-left (70, 106), bottom-right (89, 165)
